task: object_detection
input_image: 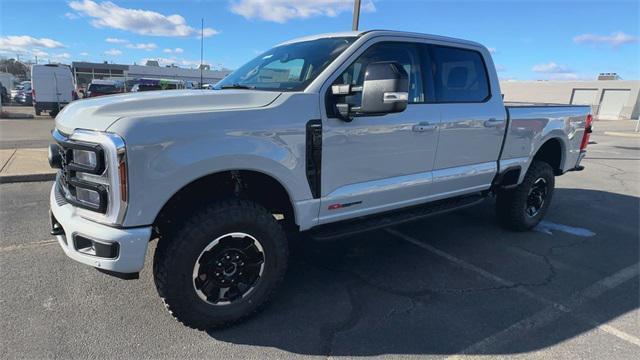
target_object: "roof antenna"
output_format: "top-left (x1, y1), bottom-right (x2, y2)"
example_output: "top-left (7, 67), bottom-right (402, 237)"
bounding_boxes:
top-left (352, 0), bottom-right (361, 31)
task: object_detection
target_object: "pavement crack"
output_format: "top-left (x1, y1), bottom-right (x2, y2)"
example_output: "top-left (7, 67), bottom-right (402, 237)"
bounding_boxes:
top-left (318, 279), bottom-right (362, 358)
top-left (0, 148), bottom-right (17, 173)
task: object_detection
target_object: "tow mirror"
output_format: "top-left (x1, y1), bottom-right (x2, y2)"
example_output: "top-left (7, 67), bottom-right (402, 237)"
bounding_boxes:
top-left (332, 61), bottom-right (409, 121)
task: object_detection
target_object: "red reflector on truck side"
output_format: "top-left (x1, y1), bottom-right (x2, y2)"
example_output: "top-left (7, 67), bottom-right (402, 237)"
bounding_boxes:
top-left (580, 114), bottom-right (593, 151)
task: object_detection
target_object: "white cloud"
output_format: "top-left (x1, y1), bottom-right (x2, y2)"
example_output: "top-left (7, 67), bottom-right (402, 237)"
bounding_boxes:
top-left (230, 0), bottom-right (376, 23)
top-left (31, 49), bottom-right (49, 58)
top-left (104, 48), bottom-right (122, 56)
top-left (495, 64), bottom-right (506, 72)
top-left (79, 52), bottom-right (90, 56)
top-left (532, 62), bottom-right (573, 74)
top-left (65, 12), bottom-right (80, 19)
top-left (573, 32), bottom-right (639, 47)
top-left (53, 52), bottom-right (71, 59)
top-left (69, 0), bottom-right (219, 37)
top-left (163, 47), bottom-right (184, 54)
top-left (126, 42), bottom-right (157, 51)
top-left (0, 35), bottom-right (65, 52)
top-left (106, 37), bottom-right (128, 44)
top-left (488, 47), bottom-right (497, 54)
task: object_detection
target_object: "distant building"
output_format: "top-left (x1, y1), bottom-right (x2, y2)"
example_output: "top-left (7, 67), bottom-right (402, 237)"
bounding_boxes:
top-left (72, 62), bottom-right (129, 90)
top-left (597, 73), bottom-right (621, 81)
top-left (127, 64), bottom-right (229, 85)
top-left (501, 78), bottom-right (640, 120)
top-left (71, 61), bottom-right (231, 90)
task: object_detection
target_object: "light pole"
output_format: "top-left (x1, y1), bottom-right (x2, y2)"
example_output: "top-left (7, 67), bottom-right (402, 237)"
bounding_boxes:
top-left (200, 18), bottom-right (204, 88)
top-left (352, 0), bottom-right (361, 31)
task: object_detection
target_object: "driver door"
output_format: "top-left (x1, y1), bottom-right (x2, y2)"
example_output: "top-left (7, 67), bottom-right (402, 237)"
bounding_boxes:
top-left (318, 41), bottom-right (440, 224)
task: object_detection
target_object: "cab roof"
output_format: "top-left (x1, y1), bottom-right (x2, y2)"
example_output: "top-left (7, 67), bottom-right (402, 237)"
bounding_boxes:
top-left (277, 30), bottom-right (484, 49)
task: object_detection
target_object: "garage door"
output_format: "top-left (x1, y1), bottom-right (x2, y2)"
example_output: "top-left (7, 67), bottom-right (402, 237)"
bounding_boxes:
top-left (599, 89), bottom-right (630, 120)
top-left (571, 89), bottom-right (598, 105)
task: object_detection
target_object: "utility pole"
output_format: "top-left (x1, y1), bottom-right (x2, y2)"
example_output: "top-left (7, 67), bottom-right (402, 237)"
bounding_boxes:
top-left (352, 0), bottom-right (361, 31)
top-left (200, 18), bottom-right (204, 88)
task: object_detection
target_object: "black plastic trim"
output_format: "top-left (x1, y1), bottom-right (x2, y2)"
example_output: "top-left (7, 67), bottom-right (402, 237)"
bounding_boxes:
top-left (305, 120), bottom-right (322, 198)
top-left (96, 268), bottom-right (139, 280)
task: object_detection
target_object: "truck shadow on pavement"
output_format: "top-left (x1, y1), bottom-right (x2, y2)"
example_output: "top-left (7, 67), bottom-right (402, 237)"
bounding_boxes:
top-left (207, 188), bottom-right (639, 356)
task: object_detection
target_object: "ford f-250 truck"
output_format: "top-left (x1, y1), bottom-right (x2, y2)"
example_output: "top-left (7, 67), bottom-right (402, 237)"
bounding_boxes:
top-left (48, 30), bottom-right (592, 329)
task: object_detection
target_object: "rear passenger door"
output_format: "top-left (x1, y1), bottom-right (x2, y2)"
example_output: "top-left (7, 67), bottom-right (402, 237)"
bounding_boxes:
top-left (428, 45), bottom-right (506, 198)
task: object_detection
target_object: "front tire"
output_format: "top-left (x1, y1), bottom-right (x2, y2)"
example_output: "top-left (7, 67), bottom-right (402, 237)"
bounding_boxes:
top-left (153, 199), bottom-right (288, 330)
top-left (496, 161), bottom-right (555, 231)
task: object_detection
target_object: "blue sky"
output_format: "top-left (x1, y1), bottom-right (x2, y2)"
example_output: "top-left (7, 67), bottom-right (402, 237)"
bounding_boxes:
top-left (1, 0), bottom-right (638, 80)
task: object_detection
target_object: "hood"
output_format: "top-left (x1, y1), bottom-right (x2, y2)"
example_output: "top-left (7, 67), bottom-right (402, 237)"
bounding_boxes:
top-left (55, 89), bottom-right (281, 134)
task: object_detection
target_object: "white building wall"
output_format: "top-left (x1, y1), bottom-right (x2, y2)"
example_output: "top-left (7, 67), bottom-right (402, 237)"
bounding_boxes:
top-left (500, 80), bottom-right (640, 120)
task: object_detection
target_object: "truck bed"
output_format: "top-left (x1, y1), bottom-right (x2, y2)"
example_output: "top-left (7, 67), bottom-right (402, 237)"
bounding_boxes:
top-left (501, 103), bottom-right (590, 179)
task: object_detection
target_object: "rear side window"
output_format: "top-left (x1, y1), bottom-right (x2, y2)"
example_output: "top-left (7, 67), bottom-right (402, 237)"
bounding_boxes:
top-left (429, 46), bottom-right (490, 103)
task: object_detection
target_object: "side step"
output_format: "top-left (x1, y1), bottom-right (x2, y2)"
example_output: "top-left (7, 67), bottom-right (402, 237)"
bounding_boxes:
top-left (308, 193), bottom-right (486, 241)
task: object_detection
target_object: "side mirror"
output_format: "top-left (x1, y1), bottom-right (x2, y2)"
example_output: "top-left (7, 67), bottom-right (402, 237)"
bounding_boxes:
top-left (332, 61), bottom-right (409, 120)
top-left (359, 61), bottom-right (408, 115)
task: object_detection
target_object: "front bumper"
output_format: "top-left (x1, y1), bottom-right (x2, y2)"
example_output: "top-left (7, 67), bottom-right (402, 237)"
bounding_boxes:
top-left (49, 183), bottom-right (151, 274)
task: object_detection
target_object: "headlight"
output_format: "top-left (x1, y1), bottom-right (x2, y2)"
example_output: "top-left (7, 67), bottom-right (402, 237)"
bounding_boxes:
top-left (67, 143), bottom-right (104, 174)
top-left (53, 129), bottom-right (127, 225)
top-left (73, 149), bottom-right (97, 168)
top-left (73, 183), bottom-right (108, 213)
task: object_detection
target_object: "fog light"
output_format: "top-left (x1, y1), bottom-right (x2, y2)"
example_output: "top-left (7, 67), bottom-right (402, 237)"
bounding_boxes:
top-left (76, 187), bottom-right (101, 208)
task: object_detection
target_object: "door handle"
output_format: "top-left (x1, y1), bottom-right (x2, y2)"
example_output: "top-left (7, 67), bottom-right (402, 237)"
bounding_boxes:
top-left (412, 122), bottom-right (437, 132)
top-left (484, 118), bottom-right (504, 128)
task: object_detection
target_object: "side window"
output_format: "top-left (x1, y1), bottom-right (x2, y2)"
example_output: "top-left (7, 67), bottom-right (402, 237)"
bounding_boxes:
top-left (430, 46), bottom-right (490, 102)
top-left (335, 42), bottom-right (425, 104)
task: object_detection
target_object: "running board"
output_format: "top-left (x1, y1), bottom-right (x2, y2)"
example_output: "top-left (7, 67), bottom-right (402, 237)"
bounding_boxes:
top-left (308, 194), bottom-right (486, 241)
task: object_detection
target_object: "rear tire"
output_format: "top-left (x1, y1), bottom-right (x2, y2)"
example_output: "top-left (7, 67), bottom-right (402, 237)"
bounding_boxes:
top-left (153, 199), bottom-right (288, 330)
top-left (496, 161), bottom-right (555, 231)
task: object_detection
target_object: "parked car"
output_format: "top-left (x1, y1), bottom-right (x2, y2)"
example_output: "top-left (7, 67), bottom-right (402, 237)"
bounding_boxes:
top-left (0, 84), bottom-right (8, 105)
top-left (10, 81), bottom-right (30, 100)
top-left (13, 81), bottom-right (32, 105)
top-left (130, 83), bottom-right (162, 92)
top-left (31, 64), bottom-right (76, 117)
top-left (48, 30), bottom-right (592, 330)
top-left (130, 78), bottom-right (185, 91)
top-left (86, 80), bottom-right (122, 97)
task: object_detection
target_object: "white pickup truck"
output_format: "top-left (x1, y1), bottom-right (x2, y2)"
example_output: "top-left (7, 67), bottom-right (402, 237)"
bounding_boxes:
top-left (48, 30), bottom-right (592, 329)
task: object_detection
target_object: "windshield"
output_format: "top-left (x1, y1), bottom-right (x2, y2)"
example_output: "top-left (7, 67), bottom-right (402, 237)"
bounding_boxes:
top-left (215, 37), bottom-right (356, 91)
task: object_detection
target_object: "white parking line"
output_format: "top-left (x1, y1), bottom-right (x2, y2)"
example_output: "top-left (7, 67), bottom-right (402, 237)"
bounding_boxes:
top-left (385, 229), bottom-right (640, 355)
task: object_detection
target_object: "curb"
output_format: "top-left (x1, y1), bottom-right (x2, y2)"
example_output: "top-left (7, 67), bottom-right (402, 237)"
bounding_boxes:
top-left (0, 173), bottom-right (56, 184)
top-left (0, 111), bottom-right (35, 119)
top-left (603, 131), bottom-right (640, 139)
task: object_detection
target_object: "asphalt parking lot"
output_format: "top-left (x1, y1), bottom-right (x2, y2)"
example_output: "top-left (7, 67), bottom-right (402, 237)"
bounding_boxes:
top-left (0, 123), bottom-right (638, 359)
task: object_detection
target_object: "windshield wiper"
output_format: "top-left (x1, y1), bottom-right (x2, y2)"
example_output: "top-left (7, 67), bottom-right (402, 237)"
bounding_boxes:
top-left (219, 83), bottom-right (256, 90)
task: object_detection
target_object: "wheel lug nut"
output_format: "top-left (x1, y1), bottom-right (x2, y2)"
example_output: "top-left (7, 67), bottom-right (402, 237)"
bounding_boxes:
top-left (226, 255), bottom-right (231, 260)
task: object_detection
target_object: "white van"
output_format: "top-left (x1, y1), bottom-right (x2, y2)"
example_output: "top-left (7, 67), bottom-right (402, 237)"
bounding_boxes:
top-left (31, 64), bottom-right (77, 117)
